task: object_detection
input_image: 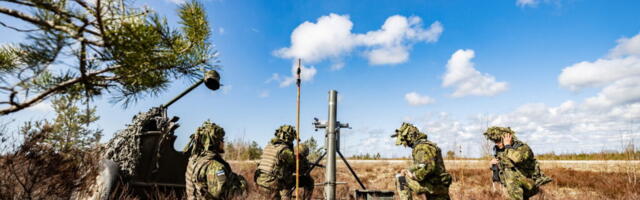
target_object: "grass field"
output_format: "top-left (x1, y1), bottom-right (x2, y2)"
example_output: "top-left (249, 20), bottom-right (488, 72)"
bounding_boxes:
top-left (229, 160), bottom-right (640, 200)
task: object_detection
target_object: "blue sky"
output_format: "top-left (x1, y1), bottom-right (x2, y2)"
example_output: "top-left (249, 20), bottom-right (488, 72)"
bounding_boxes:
top-left (3, 0), bottom-right (640, 157)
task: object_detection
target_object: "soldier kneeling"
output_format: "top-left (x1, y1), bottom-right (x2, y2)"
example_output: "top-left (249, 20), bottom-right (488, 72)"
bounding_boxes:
top-left (484, 127), bottom-right (552, 200)
top-left (392, 123), bottom-right (452, 200)
top-left (184, 120), bottom-right (247, 200)
top-left (254, 125), bottom-right (299, 200)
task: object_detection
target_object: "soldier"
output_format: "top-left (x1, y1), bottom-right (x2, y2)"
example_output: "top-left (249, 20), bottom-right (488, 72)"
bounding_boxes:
top-left (484, 126), bottom-right (552, 200)
top-left (391, 123), bottom-right (452, 200)
top-left (183, 120), bottom-right (247, 200)
top-left (254, 125), bottom-right (297, 200)
top-left (296, 143), bottom-right (315, 200)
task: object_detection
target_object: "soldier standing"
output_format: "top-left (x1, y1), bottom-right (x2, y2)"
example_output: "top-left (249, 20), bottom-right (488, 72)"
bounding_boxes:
top-left (254, 125), bottom-right (297, 200)
top-left (484, 126), bottom-right (552, 200)
top-left (184, 120), bottom-right (247, 200)
top-left (392, 123), bottom-right (452, 200)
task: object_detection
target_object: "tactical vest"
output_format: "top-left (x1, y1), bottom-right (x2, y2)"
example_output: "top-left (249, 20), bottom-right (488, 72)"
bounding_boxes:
top-left (258, 143), bottom-right (288, 177)
top-left (185, 153), bottom-right (230, 200)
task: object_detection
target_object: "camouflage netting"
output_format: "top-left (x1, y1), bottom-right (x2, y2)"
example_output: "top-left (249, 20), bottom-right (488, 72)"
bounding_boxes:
top-left (104, 107), bottom-right (164, 177)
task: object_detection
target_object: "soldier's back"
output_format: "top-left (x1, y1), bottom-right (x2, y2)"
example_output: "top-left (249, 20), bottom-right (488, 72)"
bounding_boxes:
top-left (185, 153), bottom-right (228, 200)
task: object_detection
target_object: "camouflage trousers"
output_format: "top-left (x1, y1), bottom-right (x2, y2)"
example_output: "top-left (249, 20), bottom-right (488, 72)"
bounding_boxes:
top-left (502, 170), bottom-right (539, 200)
top-left (396, 175), bottom-right (450, 200)
top-left (257, 175), bottom-right (314, 200)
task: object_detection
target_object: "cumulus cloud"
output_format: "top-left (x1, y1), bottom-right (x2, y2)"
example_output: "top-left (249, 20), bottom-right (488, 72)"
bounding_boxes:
top-left (404, 92), bottom-right (436, 106)
top-left (558, 57), bottom-right (640, 90)
top-left (558, 32), bottom-right (640, 108)
top-left (609, 33), bottom-right (640, 58)
top-left (442, 49), bottom-right (508, 97)
top-left (273, 13), bottom-right (443, 86)
top-left (344, 33), bottom-right (640, 158)
top-left (278, 63), bottom-right (317, 87)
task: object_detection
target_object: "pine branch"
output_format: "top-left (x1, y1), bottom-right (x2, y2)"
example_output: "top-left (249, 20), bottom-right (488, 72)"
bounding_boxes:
top-left (0, 65), bottom-right (122, 115)
top-left (0, 21), bottom-right (37, 32)
top-left (0, 6), bottom-right (103, 46)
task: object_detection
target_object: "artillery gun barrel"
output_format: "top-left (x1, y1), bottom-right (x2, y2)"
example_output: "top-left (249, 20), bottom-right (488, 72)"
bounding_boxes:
top-left (162, 70), bottom-right (221, 109)
top-left (163, 79), bottom-right (204, 109)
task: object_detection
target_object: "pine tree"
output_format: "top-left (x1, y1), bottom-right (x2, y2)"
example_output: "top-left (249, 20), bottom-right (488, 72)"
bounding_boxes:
top-left (45, 94), bottom-right (102, 152)
top-left (0, 0), bottom-right (219, 115)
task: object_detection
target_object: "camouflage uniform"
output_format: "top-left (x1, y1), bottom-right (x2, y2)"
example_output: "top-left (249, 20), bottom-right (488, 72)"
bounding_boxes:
top-left (392, 123), bottom-right (452, 200)
top-left (296, 143), bottom-right (315, 200)
top-left (184, 121), bottom-right (247, 200)
top-left (484, 127), bottom-right (552, 200)
top-left (255, 125), bottom-right (297, 200)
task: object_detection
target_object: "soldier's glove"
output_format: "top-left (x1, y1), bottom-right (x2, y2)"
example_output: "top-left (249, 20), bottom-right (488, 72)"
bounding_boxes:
top-left (490, 164), bottom-right (501, 182)
top-left (395, 174), bottom-right (407, 191)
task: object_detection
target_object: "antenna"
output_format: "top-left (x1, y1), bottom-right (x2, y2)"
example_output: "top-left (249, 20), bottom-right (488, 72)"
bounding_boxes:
top-left (295, 59), bottom-right (302, 200)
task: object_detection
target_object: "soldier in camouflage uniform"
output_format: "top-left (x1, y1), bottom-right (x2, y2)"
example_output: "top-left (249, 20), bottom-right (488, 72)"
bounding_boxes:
top-left (484, 126), bottom-right (552, 200)
top-left (295, 143), bottom-right (315, 200)
top-left (391, 123), bottom-right (452, 200)
top-left (183, 120), bottom-right (247, 200)
top-left (254, 125), bottom-right (297, 200)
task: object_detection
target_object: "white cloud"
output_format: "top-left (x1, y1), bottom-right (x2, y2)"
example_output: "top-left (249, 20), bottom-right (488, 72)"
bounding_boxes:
top-left (264, 73), bottom-right (281, 84)
top-left (356, 16), bottom-right (443, 65)
top-left (344, 33), bottom-right (640, 157)
top-left (364, 46), bottom-right (409, 65)
top-left (275, 14), bottom-right (356, 63)
top-left (274, 13), bottom-right (443, 86)
top-left (558, 57), bottom-right (640, 90)
top-left (558, 32), bottom-right (640, 108)
top-left (608, 33), bottom-right (640, 58)
top-left (218, 27), bottom-right (225, 35)
top-left (516, 0), bottom-right (539, 7)
top-left (442, 49), bottom-right (508, 97)
top-left (279, 63), bottom-right (317, 87)
top-left (404, 92), bottom-right (435, 106)
top-left (584, 78), bottom-right (640, 109)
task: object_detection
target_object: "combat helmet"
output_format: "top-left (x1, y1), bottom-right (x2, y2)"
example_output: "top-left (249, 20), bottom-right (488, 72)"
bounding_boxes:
top-left (184, 120), bottom-right (225, 155)
top-left (483, 126), bottom-right (515, 142)
top-left (274, 125), bottom-right (296, 145)
top-left (391, 122), bottom-right (427, 147)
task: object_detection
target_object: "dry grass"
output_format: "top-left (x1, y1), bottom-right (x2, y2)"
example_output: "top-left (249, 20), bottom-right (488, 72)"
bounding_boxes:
top-left (228, 160), bottom-right (640, 200)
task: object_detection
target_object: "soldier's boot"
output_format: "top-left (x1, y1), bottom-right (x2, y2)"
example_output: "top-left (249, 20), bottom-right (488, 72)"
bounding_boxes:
top-left (396, 174), bottom-right (413, 200)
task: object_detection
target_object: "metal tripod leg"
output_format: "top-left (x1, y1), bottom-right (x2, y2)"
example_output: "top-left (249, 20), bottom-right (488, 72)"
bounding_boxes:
top-left (337, 151), bottom-right (366, 190)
